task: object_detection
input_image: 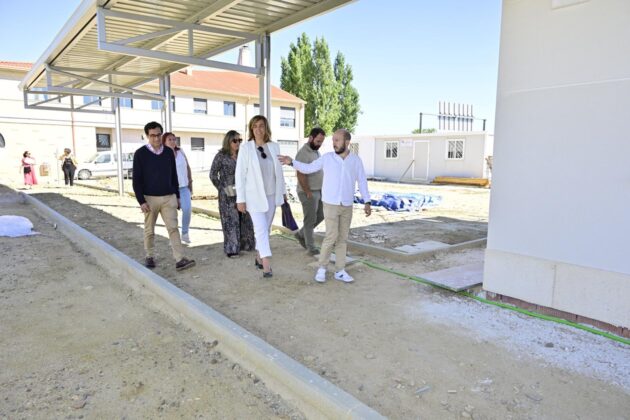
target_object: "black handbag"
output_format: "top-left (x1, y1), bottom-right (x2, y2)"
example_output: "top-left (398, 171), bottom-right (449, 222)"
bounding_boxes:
top-left (281, 201), bottom-right (299, 231)
top-left (23, 166), bottom-right (31, 174)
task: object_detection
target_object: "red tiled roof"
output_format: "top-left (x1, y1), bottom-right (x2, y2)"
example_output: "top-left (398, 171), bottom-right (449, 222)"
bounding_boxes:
top-left (170, 69), bottom-right (304, 103)
top-left (0, 61), bottom-right (32, 71)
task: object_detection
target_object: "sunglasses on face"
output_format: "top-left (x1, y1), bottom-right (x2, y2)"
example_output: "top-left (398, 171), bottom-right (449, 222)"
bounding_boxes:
top-left (257, 146), bottom-right (267, 159)
top-left (231, 138), bottom-right (243, 144)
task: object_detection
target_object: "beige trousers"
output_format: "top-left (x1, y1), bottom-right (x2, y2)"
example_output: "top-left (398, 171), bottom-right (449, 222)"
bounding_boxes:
top-left (318, 203), bottom-right (353, 271)
top-left (143, 194), bottom-right (184, 262)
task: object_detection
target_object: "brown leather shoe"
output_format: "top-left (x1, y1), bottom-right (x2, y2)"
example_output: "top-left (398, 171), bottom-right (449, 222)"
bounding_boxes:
top-left (175, 257), bottom-right (196, 271)
top-left (145, 257), bottom-right (156, 268)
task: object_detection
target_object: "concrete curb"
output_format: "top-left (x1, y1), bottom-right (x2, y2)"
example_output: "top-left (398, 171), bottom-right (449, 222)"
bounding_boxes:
top-left (312, 233), bottom-right (487, 262)
top-left (23, 192), bottom-right (383, 419)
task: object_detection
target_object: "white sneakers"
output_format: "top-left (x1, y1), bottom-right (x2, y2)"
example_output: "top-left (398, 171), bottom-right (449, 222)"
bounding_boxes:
top-left (315, 267), bottom-right (327, 283)
top-left (314, 268), bottom-right (354, 283)
top-left (181, 233), bottom-right (191, 244)
top-left (334, 270), bottom-right (354, 283)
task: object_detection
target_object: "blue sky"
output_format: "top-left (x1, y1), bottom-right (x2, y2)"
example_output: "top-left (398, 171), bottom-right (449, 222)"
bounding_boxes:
top-left (0, 0), bottom-right (501, 135)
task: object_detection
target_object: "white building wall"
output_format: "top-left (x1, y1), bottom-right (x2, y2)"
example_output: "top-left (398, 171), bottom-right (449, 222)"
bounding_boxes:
top-left (0, 71), bottom-right (304, 180)
top-left (484, 0), bottom-right (630, 328)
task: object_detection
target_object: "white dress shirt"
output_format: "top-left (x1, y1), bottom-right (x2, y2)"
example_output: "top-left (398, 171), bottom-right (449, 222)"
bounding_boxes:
top-left (292, 152), bottom-right (370, 206)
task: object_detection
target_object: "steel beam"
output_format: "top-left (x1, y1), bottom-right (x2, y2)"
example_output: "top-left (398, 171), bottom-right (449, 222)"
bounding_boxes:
top-left (114, 97), bottom-right (125, 196)
top-left (258, 34), bottom-right (271, 118)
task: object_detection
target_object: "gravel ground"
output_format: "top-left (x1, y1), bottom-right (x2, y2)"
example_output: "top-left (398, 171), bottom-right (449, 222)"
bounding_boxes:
top-left (4, 181), bottom-right (627, 420)
top-left (0, 186), bottom-right (303, 419)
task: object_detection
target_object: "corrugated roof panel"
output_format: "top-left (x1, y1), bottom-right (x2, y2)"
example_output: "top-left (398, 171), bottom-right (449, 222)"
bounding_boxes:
top-left (21, 0), bottom-right (354, 98)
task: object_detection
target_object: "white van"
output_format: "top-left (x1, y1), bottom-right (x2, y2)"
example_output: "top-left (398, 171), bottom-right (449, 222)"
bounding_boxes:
top-left (76, 151), bottom-right (134, 180)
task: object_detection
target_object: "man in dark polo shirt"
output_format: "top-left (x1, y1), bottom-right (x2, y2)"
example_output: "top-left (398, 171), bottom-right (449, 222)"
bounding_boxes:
top-left (294, 127), bottom-right (326, 256)
top-left (133, 121), bottom-right (195, 271)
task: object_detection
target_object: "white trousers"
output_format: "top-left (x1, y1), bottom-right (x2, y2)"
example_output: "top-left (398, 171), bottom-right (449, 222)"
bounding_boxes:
top-left (249, 195), bottom-right (277, 258)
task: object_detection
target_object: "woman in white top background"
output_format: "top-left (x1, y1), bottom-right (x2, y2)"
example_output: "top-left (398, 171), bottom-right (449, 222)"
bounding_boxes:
top-left (235, 115), bottom-right (287, 278)
top-left (162, 132), bottom-right (193, 243)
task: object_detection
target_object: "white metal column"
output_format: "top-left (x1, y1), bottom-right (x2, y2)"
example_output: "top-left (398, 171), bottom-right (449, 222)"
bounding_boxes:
top-left (159, 76), bottom-right (166, 129)
top-left (258, 34), bottom-right (271, 118)
top-left (114, 97), bottom-right (124, 196)
top-left (164, 73), bottom-right (172, 132)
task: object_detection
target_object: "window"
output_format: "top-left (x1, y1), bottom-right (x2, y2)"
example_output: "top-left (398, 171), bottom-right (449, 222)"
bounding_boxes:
top-left (83, 96), bottom-right (102, 106)
top-left (385, 141), bottom-right (398, 159)
top-left (96, 134), bottom-right (111, 151)
top-left (0, 132), bottom-right (5, 148)
top-left (119, 97), bottom-right (133, 108)
top-left (151, 96), bottom-right (175, 111)
top-left (30, 87), bottom-right (47, 102)
top-left (349, 143), bottom-right (359, 154)
top-left (447, 139), bottom-right (465, 160)
top-left (191, 137), bottom-right (205, 151)
top-left (280, 107), bottom-right (296, 127)
top-left (95, 153), bottom-right (111, 164)
top-left (174, 137), bottom-right (181, 147)
top-left (193, 98), bottom-right (207, 114)
top-left (223, 101), bottom-right (236, 117)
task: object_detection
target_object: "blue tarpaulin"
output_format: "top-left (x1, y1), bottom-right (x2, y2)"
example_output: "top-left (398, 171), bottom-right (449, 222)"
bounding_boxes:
top-left (354, 192), bottom-right (441, 212)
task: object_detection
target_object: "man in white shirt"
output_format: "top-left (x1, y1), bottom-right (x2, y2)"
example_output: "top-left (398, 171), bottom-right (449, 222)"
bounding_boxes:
top-left (278, 128), bottom-right (371, 283)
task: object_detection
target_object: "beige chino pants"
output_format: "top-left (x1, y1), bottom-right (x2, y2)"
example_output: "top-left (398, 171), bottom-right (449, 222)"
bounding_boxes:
top-left (318, 203), bottom-right (353, 271)
top-left (143, 194), bottom-right (184, 262)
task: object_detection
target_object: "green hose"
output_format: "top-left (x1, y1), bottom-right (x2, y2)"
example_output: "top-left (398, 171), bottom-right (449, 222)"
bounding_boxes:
top-left (279, 233), bottom-right (630, 346)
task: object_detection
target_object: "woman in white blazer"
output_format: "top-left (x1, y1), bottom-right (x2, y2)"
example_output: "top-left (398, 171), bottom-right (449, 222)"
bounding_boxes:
top-left (235, 115), bottom-right (287, 278)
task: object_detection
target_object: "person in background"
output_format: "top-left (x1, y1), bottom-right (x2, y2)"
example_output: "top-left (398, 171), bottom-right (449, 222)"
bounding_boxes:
top-left (21, 151), bottom-right (38, 189)
top-left (210, 130), bottom-right (255, 258)
top-left (235, 115), bottom-right (287, 278)
top-left (58, 148), bottom-right (78, 187)
top-left (294, 127), bottom-right (326, 256)
top-left (278, 129), bottom-right (371, 284)
top-left (132, 121), bottom-right (195, 272)
top-left (162, 132), bottom-right (193, 244)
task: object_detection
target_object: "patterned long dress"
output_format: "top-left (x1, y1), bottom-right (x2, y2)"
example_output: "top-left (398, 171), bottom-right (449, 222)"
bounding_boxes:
top-left (210, 151), bottom-right (255, 255)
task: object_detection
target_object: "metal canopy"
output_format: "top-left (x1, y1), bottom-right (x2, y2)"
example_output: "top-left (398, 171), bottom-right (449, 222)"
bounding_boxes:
top-left (20, 0), bottom-right (354, 196)
top-left (19, 0), bottom-right (354, 113)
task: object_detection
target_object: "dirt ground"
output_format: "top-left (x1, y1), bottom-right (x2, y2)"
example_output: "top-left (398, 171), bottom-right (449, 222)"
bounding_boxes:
top-left (0, 187), bottom-right (303, 419)
top-left (81, 174), bottom-right (490, 248)
top-left (4, 181), bottom-right (629, 420)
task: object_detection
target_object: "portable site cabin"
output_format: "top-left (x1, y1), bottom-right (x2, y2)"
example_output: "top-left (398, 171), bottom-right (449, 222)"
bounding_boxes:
top-left (300, 131), bottom-right (493, 183)
top-left (355, 132), bottom-right (493, 183)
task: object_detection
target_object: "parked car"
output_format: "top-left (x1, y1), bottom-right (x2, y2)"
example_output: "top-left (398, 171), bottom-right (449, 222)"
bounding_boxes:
top-left (76, 151), bottom-right (134, 180)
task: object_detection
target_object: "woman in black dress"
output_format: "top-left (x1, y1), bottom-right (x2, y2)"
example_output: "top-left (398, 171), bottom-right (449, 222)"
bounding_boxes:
top-left (210, 130), bottom-right (255, 257)
top-left (58, 148), bottom-right (77, 186)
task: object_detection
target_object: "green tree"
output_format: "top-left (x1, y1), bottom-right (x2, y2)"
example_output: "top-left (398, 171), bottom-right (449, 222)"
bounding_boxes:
top-left (280, 33), bottom-right (359, 136)
top-left (280, 33), bottom-right (312, 108)
top-left (333, 52), bottom-right (360, 132)
top-left (309, 38), bottom-right (339, 135)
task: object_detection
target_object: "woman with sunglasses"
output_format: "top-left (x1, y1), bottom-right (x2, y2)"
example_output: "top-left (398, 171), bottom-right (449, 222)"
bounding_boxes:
top-left (210, 130), bottom-right (255, 257)
top-left (235, 115), bottom-right (287, 278)
top-left (162, 132), bottom-right (193, 243)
